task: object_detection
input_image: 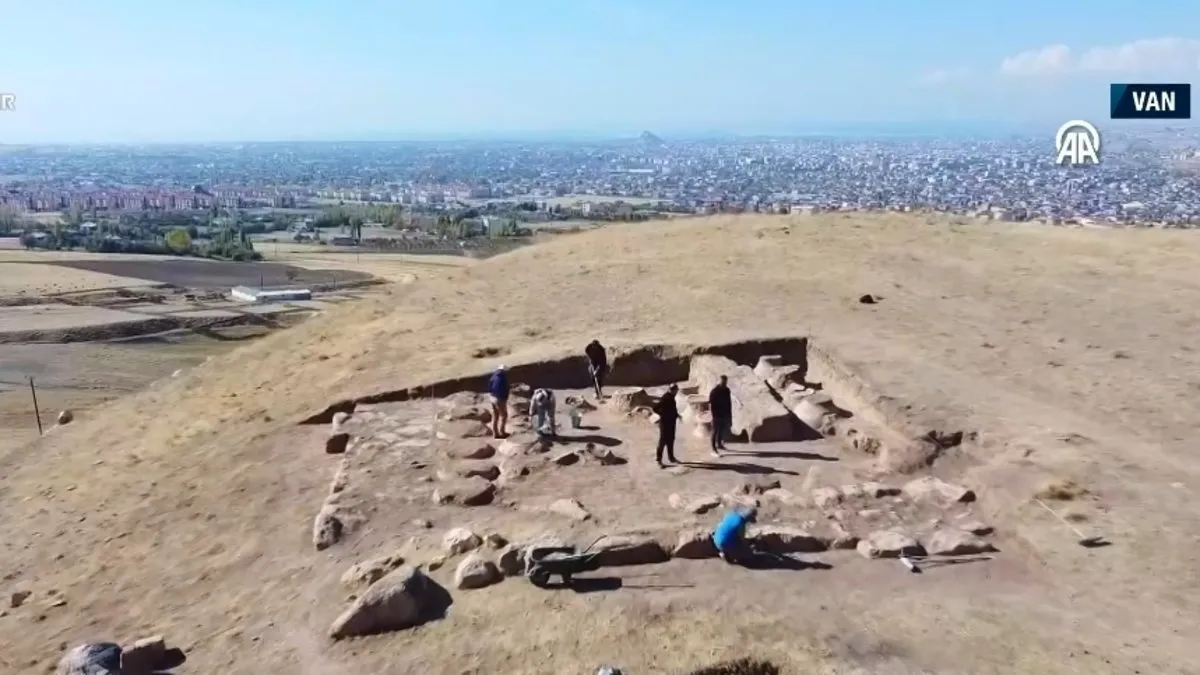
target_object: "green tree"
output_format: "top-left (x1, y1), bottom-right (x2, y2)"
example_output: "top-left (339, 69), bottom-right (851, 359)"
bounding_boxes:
top-left (165, 227), bottom-right (193, 253)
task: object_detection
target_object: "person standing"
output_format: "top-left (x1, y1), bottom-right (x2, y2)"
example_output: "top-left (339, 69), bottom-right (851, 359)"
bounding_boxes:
top-left (487, 365), bottom-right (510, 439)
top-left (708, 375), bottom-right (733, 456)
top-left (585, 339), bottom-right (608, 399)
top-left (653, 384), bottom-right (682, 467)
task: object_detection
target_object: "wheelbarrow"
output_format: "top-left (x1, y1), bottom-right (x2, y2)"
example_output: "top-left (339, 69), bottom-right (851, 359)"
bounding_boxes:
top-left (525, 535), bottom-right (608, 588)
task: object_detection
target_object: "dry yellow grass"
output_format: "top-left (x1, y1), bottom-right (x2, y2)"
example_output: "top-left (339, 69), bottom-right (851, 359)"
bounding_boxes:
top-left (260, 242), bottom-right (472, 282)
top-left (3, 213), bottom-right (1200, 673)
top-left (0, 261), bottom-right (155, 296)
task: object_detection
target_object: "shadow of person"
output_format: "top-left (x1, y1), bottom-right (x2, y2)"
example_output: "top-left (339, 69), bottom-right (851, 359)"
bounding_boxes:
top-left (554, 433), bottom-right (623, 447)
top-left (682, 461), bottom-right (800, 476)
top-left (736, 551), bottom-right (833, 571)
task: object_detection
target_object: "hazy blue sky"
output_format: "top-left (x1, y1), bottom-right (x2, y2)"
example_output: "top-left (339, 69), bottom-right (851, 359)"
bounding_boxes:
top-left (1, 0), bottom-right (1198, 142)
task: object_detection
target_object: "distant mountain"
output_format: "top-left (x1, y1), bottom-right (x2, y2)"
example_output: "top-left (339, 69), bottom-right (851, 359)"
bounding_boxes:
top-left (639, 131), bottom-right (665, 146)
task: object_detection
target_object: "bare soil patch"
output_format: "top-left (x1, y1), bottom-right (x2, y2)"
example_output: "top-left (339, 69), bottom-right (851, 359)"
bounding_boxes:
top-left (45, 258), bottom-right (372, 290)
top-left (0, 261), bottom-right (155, 297)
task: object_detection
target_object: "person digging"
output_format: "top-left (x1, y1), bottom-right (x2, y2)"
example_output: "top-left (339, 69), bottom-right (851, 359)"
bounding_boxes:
top-left (712, 505), bottom-right (758, 564)
top-left (585, 339), bottom-right (609, 399)
top-left (530, 387), bottom-right (557, 438)
top-left (487, 364), bottom-right (510, 439)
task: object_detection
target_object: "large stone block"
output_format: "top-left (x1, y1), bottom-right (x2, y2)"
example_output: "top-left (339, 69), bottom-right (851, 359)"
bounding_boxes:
top-left (690, 355), bottom-right (795, 442)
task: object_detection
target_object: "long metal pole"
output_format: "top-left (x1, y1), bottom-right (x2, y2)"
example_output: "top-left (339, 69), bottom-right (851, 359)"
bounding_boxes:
top-left (29, 377), bottom-right (43, 435)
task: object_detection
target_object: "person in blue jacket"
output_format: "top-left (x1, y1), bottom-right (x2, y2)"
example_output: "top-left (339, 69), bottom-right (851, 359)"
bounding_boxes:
top-left (487, 365), bottom-right (510, 438)
top-left (712, 505), bottom-right (757, 563)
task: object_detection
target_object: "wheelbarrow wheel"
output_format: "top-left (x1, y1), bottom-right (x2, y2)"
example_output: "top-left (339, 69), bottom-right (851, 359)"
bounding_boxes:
top-left (528, 568), bottom-right (551, 588)
top-left (561, 572), bottom-right (573, 584)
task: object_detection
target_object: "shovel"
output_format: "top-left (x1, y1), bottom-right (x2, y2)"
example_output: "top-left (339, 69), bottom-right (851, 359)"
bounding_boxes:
top-left (1034, 498), bottom-right (1108, 548)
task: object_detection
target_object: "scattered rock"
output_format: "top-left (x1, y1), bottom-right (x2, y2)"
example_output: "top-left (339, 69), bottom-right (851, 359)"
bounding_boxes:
top-left (668, 493), bottom-right (721, 515)
top-left (720, 492), bottom-right (759, 510)
top-left (342, 552), bottom-right (406, 589)
top-left (749, 525), bottom-right (830, 554)
top-left (735, 476), bottom-right (782, 495)
top-left (902, 476), bottom-right (976, 506)
top-left (313, 504), bottom-right (345, 551)
top-left (856, 530), bottom-right (925, 559)
top-left (442, 528), bottom-right (483, 555)
top-left (439, 406), bottom-right (491, 424)
top-left (485, 533), bottom-right (508, 548)
top-left (329, 565), bottom-right (442, 639)
top-left (436, 420), bottom-right (492, 440)
top-left (10, 589), bottom-right (30, 608)
top-left (673, 529), bottom-right (718, 559)
top-left (926, 528), bottom-right (997, 556)
top-left (437, 461), bottom-right (501, 482)
top-left (609, 388), bottom-right (655, 414)
top-left (1034, 478), bottom-right (1089, 501)
top-left (331, 411), bottom-right (350, 430)
top-left (584, 446), bottom-right (628, 465)
top-left (329, 461), bottom-right (350, 495)
top-left (762, 488), bottom-right (801, 506)
top-left (58, 643), bottom-right (122, 675)
top-left (448, 443), bottom-right (497, 460)
top-left (424, 555), bottom-right (447, 572)
top-left (959, 520), bottom-right (994, 536)
top-left (56, 410), bottom-right (73, 425)
top-left (551, 450), bottom-right (580, 466)
top-left (563, 395), bottom-right (596, 411)
top-left (412, 519), bottom-right (433, 529)
top-left (859, 294), bottom-right (879, 304)
top-left (811, 487), bottom-right (842, 509)
top-left (550, 498), bottom-right (592, 521)
top-left (325, 432), bottom-right (351, 455)
top-left (595, 534), bottom-right (670, 567)
top-left (825, 521), bottom-right (859, 550)
top-left (454, 554), bottom-right (501, 589)
top-left (498, 436), bottom-right (552, 456)
top-left (856, 481), bottom-right (901, 498)
top-left (119, 635), bottom-right (168, 675)
top-left (496, 544), bottom-right (525, 576)
top-left (432, 477), bottom-right (496, 506)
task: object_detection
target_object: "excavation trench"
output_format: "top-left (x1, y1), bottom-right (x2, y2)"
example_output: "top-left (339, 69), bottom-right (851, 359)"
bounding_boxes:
top-left (300, 337), bottom-right (809, 425)
top-left (299, 335), bottom-right (969, 471)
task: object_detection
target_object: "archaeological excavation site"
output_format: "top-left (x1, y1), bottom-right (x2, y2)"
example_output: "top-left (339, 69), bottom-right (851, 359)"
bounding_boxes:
top-left (298, 336), bottom-right (1000, 641)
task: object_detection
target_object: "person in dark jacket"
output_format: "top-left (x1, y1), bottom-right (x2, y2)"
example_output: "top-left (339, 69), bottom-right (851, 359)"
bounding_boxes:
top-left (653, 384), bottom-right (682, 467)
top-left (708, 375), bottom-right (733, 455)
top-left (487, 365), bottom-right (510, 438)
top-left (585, 339), bottom-right (608, 398)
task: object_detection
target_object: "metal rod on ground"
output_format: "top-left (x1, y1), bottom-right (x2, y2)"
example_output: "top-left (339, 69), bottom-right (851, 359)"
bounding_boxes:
top-left (1034, 498), bottom-right (1106, 547)
top-left (29, 377), bottom-right (42, 435)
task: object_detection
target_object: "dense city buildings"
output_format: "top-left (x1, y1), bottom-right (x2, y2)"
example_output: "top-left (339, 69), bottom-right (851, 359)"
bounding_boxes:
top-left (2, 126), bottom-right (1199, 227)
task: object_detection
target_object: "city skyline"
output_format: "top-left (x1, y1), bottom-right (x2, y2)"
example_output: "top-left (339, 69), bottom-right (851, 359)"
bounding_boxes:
top-left (1, 0), bottom-right (1199, 143)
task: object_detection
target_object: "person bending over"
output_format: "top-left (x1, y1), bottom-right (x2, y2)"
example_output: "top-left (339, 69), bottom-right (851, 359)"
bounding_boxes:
top-left (712, 505), bottom-right (757, 564)
top-left (487, 365), bottom-right (510, 438)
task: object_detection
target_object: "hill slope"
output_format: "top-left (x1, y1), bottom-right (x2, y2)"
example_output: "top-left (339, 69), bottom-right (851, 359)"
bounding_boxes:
top-left (4, 213), bottom-right (1200, 674)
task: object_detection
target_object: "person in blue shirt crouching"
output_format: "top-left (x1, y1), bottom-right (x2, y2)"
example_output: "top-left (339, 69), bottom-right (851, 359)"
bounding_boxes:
top-left (712, 505), bottom-right (757, 564)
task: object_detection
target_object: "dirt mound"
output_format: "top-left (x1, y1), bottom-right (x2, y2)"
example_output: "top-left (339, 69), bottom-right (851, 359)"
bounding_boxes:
top-left (3, 213), bottom-right (1199, 674)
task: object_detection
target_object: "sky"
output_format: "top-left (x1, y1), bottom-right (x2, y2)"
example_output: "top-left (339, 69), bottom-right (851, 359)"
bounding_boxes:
top-left (1, 0), bottom-right (1198, 143)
